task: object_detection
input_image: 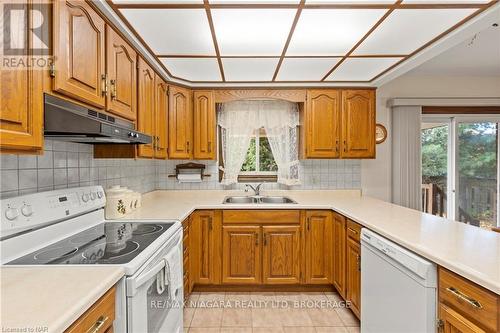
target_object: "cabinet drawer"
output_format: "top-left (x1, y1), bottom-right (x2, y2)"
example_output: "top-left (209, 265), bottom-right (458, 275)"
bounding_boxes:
top-left (223, 210), bottom-right (300, 224)
top-left (66, 286), bottom-right (115, 333)
top-left (346, 219), bottom-right (361, 242)
top-left (439, 268), bottom-right (498, 332)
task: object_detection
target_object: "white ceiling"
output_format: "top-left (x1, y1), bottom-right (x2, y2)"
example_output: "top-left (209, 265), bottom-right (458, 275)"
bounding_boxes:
top-left (407, 24), bottom-right (500, 76)
top-left (113, 0), bottom-right (495, 84)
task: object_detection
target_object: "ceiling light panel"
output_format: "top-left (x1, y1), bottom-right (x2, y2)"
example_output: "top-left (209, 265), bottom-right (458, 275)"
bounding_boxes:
top-left (276, 58), bottom-right (342, 81)
top-left (120, 9), bottom-right (215, 55)
top-left (114, 0), bottom-right (203, 3)
top-left (211, 9), bottom-right (297, 56)
top-left (287, 9), bottom-right (387, 56)
top-left (160, 58), bottom-right (222, 81)
top-left (402, 0), bottom-right (488, 3)
top-left (306, 0), bottom-right (396, 3)
top-left (325, 57), bottom-right (402, 81)
top-left (210, 0), bottom-right (300, 3)
top-left (223, 58), bottom-right (280, 81)
top-left (354, 8), bottom-right (476, 55)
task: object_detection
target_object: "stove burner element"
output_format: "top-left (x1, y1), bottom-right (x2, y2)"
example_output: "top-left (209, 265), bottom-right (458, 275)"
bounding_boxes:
top-left (34, 247), bottom-right (79, 261)
top-left (133, 224), bottom-right (164, 236)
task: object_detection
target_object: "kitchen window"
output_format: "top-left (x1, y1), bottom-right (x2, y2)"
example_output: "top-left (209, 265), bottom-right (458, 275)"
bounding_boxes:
top-left (239, 128), bottom-right (278, 182)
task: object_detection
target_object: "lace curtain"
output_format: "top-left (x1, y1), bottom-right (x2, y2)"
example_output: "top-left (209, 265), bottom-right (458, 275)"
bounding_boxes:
top-left (218, 100), bottom-right (300, 186)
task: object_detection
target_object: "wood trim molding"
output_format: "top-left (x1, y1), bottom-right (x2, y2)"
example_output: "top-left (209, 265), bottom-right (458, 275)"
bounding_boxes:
top-left (203, 0), bottom-right (226, 81)
top-left (422, 106), bottom-right (500, 114)
top-left (389, 98), bottom-right (500, 107)
top-left (213, 89), bottom-right (307, 103)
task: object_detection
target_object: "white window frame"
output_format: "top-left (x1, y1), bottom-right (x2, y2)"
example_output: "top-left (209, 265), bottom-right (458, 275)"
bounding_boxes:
top-left (422, 114), bottom-right (500, 227)
top-left (239, 129), bottom-right (278, 176)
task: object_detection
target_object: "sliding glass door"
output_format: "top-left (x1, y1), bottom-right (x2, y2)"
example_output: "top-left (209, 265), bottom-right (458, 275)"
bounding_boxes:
top-left (421, 116), bottom-right (500, 230)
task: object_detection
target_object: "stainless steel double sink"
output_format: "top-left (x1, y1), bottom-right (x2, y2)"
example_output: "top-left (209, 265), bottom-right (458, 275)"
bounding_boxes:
top-left (222, 196), bottom-right (297, 204)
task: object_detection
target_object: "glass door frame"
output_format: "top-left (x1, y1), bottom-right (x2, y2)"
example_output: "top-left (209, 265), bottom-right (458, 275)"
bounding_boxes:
top-left (422, 114), bottom-right (500, 227)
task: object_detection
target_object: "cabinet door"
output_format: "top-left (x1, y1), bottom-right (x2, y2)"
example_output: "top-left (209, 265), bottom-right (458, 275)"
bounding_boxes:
top-left (346, 237), bottom-right (361, 318)
top-left (332, 213), bottom-right (346, 298)
top-left (305, 90), bottom-right (341, 158)
top-left (154, 75), bottom-right (168, 159)
top-left (439, 304), bottom-right (486, 333)
top-left (304, 211), bottom-right (333, 284)
top-left (169, 86), bottom-right (192, 159)
top-left (53, 0), bottom-right (106, 108)
top-left (341, 90), bottom-right (375, 158)
top-left (106, 26), bottom-right (137, 121)
top-left (1, 0), bottom-right (44, 152)
top-left (222, 226), bottom-right (261, 284)
top-left (137, 58), bottom-right (155, 158)
top-left (262, 226), bottom-right (300, 284)
top-left (193, 91), bottom-right (216, 160)
top-left (191, 210), bottom-right (221, 285)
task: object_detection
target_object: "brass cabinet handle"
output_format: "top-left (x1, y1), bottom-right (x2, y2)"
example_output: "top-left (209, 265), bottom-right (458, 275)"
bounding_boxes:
top-left (208, 141), bottom-right (212, 153)
top-left (85, 316), bottom-right (109, 333)
top-left (110, 79), bottom-right (117, 99)
top-left (343, 140), bottom-right (347, 153)
top-left (446, 287), bottom-right (483, 309)
top-left (101, 74), bottom-right (108, 96)
top-left (335, 140), bottom-right (339, 153)
top-left (357, 254), bottom-right (361, 272)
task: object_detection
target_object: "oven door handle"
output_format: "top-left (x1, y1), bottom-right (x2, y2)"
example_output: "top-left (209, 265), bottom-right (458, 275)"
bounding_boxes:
top-left (127, 260), bottom-right (166, 296)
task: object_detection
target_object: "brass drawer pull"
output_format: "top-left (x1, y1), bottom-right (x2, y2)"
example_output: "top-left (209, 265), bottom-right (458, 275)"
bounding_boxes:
top-left (446, 287), bottom-right (483, 309)
top-left (85, 316), bottom-right (109, 333)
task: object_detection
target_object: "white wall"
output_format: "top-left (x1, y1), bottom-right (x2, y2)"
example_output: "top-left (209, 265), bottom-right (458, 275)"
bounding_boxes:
top-left (362, 75), bottom-right (500, 202)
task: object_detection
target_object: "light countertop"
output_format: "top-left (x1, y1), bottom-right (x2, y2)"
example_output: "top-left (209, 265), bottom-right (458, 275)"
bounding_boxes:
top-left (0, 266), bottom-right (124, 333)
top-left (128, 190), bottom-right (500, 294)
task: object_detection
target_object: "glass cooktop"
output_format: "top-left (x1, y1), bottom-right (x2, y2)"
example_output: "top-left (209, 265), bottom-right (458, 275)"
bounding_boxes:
top-left (7, 222), bottom-right (174, 265)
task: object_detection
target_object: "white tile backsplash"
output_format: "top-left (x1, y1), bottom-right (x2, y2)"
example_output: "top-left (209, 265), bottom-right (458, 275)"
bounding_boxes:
top-left (1, 140), bottom-right (361, 198)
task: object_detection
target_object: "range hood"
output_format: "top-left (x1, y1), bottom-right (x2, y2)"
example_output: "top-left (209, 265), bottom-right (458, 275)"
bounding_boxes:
top-left (44, 94), bottom-right (151, 144)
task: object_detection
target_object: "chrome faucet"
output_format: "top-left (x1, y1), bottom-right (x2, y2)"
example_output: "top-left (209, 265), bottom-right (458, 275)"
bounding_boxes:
top-left (245, 183), bottom-right (263, 196)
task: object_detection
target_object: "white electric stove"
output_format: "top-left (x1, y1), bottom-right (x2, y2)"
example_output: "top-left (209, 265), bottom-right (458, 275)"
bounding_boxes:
top-left (0, 186), bottom-right (183, 333)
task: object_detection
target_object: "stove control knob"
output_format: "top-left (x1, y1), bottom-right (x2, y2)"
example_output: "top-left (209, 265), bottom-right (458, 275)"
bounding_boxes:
top-left (90, 192), bottom-right (96, 200)
top-left (5, 207), bottom-right (19, 221)
top-left (82, 193), bottom-right (90, 203)
top-left (97, 191), bottom-right (103, 199)
top-left (21, 204), bottom-right (33, 217)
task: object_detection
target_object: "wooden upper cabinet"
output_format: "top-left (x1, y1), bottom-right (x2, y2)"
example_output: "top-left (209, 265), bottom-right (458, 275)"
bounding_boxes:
top-left (222, 225), bottom-right (261, 285)
top-left (137, 58), bottom-right (155, 158)
top-left (169, 86), bottom-right (192, 159)
top-left (332, 212), bottom-right (347, 298)
top-left (1, 0), bottom-right (44, 152)
top-left (304, 211), bottom-right (333, 284)
top-left (53, 0), bottom-right (106, 108)
top-left (304, 90), bottom-right (341, 158)
top-left (341, 90), bottom-right (375, 158)
top-left (193, 91), bottom-right (216, 160)
top-left (191, 210), bottom-right (221, 285)
top-left (154, 75), bottom-right (168, 159)
top-left (262, 225), bottom-right (300, 285)
top-left (106, 26), bottom-right (137, 121)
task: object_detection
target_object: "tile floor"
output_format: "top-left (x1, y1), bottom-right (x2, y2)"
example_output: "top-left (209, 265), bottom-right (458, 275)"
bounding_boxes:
top-left (183, 292), bottom-right (360, 333)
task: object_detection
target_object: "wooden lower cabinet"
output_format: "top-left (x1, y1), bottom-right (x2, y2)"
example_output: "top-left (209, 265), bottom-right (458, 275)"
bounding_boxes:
top-left (222, 225), bottom-right (262, 284)
top-left (304, 211), bottom-right (333, 284)
top-left (345, 219), bottom-right (362, 319)
top-left (438, 267), bottom-right (499, 333)
top-left (262, 225), bottom-right (301, 284)
top-left (332, 212), bottom-right (347, 298)
top-left (65, 286), bottom-right (115, 333)
top-left (191, 210), bottom-right (221, 285)
top-left (439, 304), bottom-right (486, 333)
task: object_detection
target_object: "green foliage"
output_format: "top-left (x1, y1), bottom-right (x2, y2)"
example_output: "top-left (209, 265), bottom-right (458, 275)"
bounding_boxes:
top-left (241, 138), bottom-right (256, 171)
top-left (421, 126), bottom-right (448, 178)
top-left (240, 135), bottom-right (277, 172)
top-left (458, 123), bottom-right (498, 179)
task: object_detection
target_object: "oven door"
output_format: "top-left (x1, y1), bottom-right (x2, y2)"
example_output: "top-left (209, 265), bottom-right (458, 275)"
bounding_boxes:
top-left (126, 231), bottom-right (183, 333)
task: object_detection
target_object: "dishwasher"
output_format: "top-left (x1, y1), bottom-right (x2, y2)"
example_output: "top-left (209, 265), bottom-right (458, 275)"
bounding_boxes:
top-left (361, 229), bottom-right (437, 333)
